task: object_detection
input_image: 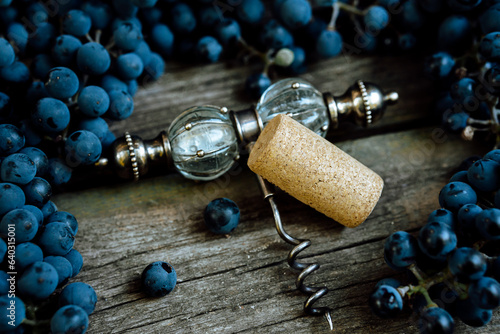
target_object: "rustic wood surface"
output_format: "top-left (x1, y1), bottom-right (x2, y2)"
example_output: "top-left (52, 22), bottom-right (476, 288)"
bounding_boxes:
top-left (53, 55), bottom-right (499, 333)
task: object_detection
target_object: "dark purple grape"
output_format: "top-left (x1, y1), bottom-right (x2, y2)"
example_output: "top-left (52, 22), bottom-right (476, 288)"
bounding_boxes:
top-left (437, 15), bottom-right (472, 54)
top-left (64, 249), bottom-right (83, 277)
top-left (418, 221), bottom-right (457, 261)
top-left (22, 177), bottom-right (51, 208)
top-left (438, 181), bottom-right (477, 213)
top-left (1, 153), bottom-right (36, 185)
top-left (107, 90), bottom-right (134, 120)
top-left (475, 208), bottom-right (500, 240)
top-left (78, 117), bottom-right (109, 142)
top-left (62, 9), bottom-right (92, 37)
top-left (467, 159), bottom-right (500, 192)
top-left (316, 30), bottom-right (343, 58)
top-left (169, 2), bottom-right (196, 35)
top-left (469, 276), bottom-right (500, 310)
top-left (0, 37), bottom-right (15, 68)
top-left (279, 0), bottom-right (312, 30)
top-left (19, 147), bottom-right (48, 177)
top-left (418, 307), bottom-right (454, 334)
top-left (204, 198), bottom-right (240, 234)
top-left (215, 18), bottom-right (241, 46)
top-left (424, 52), bottom-right (455, 80)
top-left (375, 278), bottom-right (401, 289)
top-left (0, 183), bottom-right (25, 215)
top-left (77, 42), bottom-right (111, 75)
top-left (428, 208), bottom-right (455, 229)
top-left (479, 32), bottom-right (500, 62)
top-left (18, 261), bottom-right (58, 300)
top-left (50, 305), bottom-right (89, 334)
top-left (384, 231), bottom-right (418, 269)
top-left (59, 282), bottom-right (97, 315)
top-left (141, 261), bottom-right (177, 297)
top-left (448, 247), bottom-right (487, 281)
top-left (196, 36), bottom-right (222, 63)
top-left (51, 35), bottom-right (82, 67)
top-left (44, 256), bottom-right (73, 286)
top-left (369, 285), bottom-right (403, 318)
top-left (457, 204), bottom-right (482, 234)
top-left (456, 298), bottom-right (492, 327)
top-left (46, 158), bottom-right (72, 186)
top-left (32, 97), bottom-right (71, 133)
top-left (38, 222), bottom-right (75, 256)
top-left (15, 242), bottom-right (43, 272)
top-left (64, 130), bottom-right (102, 167)
top-left (78, 86), bottom-right (110, 117)
top-left (237, 0), bottom-right (265, 25)
top-left (0, 124), bottom-right (24, 156)
top-left (116, 53), bottom-right (144, 80)
top-left (0, 209), bottom-right (38, 243)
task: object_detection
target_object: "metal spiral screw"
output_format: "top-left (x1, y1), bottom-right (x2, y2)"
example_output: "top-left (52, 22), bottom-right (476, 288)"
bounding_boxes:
top-left (252, 158), bottom-right (334, 330)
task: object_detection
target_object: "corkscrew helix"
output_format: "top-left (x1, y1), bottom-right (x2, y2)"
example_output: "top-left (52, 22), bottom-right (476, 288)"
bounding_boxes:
top-left (251, 145), bottom-right (334, 330)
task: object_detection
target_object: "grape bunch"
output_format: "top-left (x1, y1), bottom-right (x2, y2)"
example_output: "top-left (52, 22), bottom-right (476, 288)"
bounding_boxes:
top-left (0, 124), bottom-right (96, 333)
top-left (370, 149), bottom-right (500, 334)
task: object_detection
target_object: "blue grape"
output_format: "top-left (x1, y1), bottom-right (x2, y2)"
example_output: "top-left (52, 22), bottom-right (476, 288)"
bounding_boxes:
top-left (47, 211), bottom-right (78, 235)
top-left (134, 41), bottom-right (153, 66)
top-left (22, 205), bottom-right (43, 227)
top-left (369, 285), bottom-right (403, 318)
top-left (456, 298), bottom-right (492, 327)
top-left (479, 32), bottom-right (500, 62)
top-left (198, 5), bottom-right (220, 29)
top-left (114, 22), bottom-right (143, 51)
top-left (78, 86), bottom-right (110, 117)
top-left (384, 231), bottom-right (418, 269)
top-left (52, 35), bottom-right (82, 67)
top-left (418, 221), bottom-right (457, 261)
top-left (438, 181), bottom-right (477, 212)
top-left (50, 305), bottom-right (88, 334)
top-left (141, 261), bottom-right (177, 297)
top-left (77, 42), bottom-right (111, 75)
top-left (46, 158), bottom-right (72, 186)
top-left (32, 98), bottom-right (71, 133)
top-left (127, 80), bottom-right (138, 97)
top-left (64, 249), bottom-right (83, 277)
top-left (63, 9), bottom-right (92, 37)
top-left (289, 46), bottom-right (306, 74)
top-left (450, 77), bottom-right (477, 106)
top-left (418, 307), bottom-right (454, 334)
top-left (113, 0), bottom-right (139, 19)
top-left (204, 198), bottom-right (240, 234)
top-left (0, 183), bottom-right (25, 215)
top-left (41, 200), bottom-right (58, 219)
top-left (245, 72), bottom-right (271, 99)
top-left (260, 20), bottom-right (294, 50)
top-left (449, 170), bottom-right (468, 183)
top-left (44, 256), bottom-right (73, 286)
top-left (20, 147), bottom-right (48, 177)
top-left (398, 33), bottom-right (416, 50)
top-left (467, 159), bottom-right (500, 192)
top-left (445, 112), bottom-right (469, 132)
top-left (81, 1), bottom-right (112, 29)
top-left (0, 209), bottom-right (38, 243)
top-left (475, 208), bottom-right (500, 240)
top-left (0, 296), bottom-right (25, 331)
top-left (59, 282), bottom-right (97, 314)
top-left (31, 54), bottom-right (55, 80)
top-left (64, 130), bottom-right (102, 166)
top-left (279, 0), bottom-right (312, 30)
top-left (484, 149), bottom-right (500, 163)
top-left (143, 52), bottom-right (165, 82)
top-left (216, 19), bottom-right (241, 46)
top-left (437, 15), bottom-right (472, 54)
top-left (316, 30), bottom-right (343, 58)
top-left (38, 222), bottom-right (75, 256)
top-left (78, 117), bottom-right (109, 142)
top-left (196, 36), bottom-right (222, 63)
top-left (28, 22), bottom-right (56, 53)
top-left (448, 247), bottom-right (487, 281)
top-left (22, 177), bottom-right (51, 208)
top-left (7, 23), bottom-right (28, 54)
top-left (237, 0), bottom-right (265, 24)
top-left (45, 67), bottom-right (79, 100)
top-left (101, 75), bottom-right (128, 93)
top-left (427, 209), bottom-right (455, 229)
top-left (469, 276), bottom-right (500, 310)
top-left (0, 38), bottom-right (15, 68)
top-left (18, 261), bottom-right (58, 299)
top-left (15, 242), bottom-right (43, 272)
top-left (424, 52), bottom-right (455, 80)
top-left (0, 61), bottom-right (30, 84)
top-left (458, 204), bottom-right (482, 233)
top-left (107, 90), bottom-right (134, 120)
top-left (116, 53), bottom-right (144, 80)
top-left (26, 3), bottom-right (49, 26)
top-left (1, 153), bottom-right (36, 185)
top-left (480, 4), bottom-right (500, 34)
top-left (364, 6), bottom-right (389, 32)
top-left (0, 124), bottom-right (24, 156)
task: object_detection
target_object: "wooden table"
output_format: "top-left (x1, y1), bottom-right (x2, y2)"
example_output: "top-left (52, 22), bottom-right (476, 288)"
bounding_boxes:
top-left (53, 55), bottom-right (499, 333)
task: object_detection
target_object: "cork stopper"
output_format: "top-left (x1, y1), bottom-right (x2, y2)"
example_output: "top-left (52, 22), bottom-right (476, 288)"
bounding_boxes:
top-left (248, 114), bottom-right (383, 228)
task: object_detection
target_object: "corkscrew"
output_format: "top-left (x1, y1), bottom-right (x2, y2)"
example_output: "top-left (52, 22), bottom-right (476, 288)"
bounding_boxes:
top-left (98, 78), bottom-right (398, 329)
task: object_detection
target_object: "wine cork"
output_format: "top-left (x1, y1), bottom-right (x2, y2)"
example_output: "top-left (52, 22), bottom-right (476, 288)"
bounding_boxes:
top-left (248, 114), bottom-right (383, 228)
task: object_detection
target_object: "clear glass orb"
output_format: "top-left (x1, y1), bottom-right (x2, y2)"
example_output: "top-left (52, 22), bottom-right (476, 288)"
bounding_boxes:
top-left (168, 106), bottom-right (239, 181)
top-left (256, 78), bottom-right (330, 137)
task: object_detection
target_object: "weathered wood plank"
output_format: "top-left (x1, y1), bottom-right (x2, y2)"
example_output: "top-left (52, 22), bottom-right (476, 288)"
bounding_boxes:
top-left (54, 125), bottom-right (497, 333)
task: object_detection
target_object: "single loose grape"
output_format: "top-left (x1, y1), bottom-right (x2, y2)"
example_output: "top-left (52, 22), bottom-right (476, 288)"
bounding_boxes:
top-left (141, 261), bottom-right (177, 297)
top-left (204, 198), bottom-right (240, 234)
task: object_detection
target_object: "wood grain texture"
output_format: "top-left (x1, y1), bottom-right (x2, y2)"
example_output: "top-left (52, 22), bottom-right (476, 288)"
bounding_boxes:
top-left (53, 55), bottom-right (499, 333)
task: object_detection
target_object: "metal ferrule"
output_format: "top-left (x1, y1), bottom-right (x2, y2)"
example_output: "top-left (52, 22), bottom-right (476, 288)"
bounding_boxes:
top-left (230, 107), bottom-right (264, 145)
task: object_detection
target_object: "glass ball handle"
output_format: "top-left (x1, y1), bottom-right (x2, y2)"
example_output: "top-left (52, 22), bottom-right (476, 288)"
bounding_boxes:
top-left (98, 79), bottom-right (398, 181)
